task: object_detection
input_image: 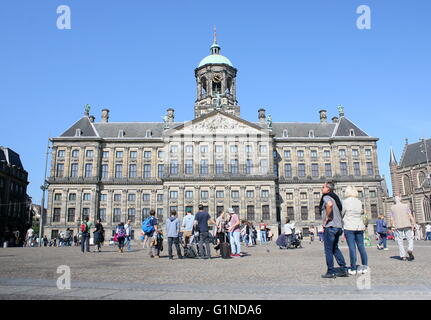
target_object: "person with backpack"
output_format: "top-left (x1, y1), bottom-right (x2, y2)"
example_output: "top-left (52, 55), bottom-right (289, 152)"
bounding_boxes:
top-left (80, 217), bottom-right (92, 253)
top-left (194, 204), bottom-right (215, 259)
top-left (115, 222), bottom-right (126, 253)
top-left (142, 209), bottom-right (159, 258)
top-left (166, 210), bottom-right (183, 260)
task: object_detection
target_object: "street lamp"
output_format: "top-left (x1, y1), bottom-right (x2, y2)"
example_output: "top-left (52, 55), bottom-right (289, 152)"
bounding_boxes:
top-left (38, 139), bottom-right (51, 247)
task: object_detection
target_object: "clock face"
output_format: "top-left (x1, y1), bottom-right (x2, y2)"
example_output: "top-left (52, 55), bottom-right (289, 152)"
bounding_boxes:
top-left (212, 74), bottom-right (222, 83)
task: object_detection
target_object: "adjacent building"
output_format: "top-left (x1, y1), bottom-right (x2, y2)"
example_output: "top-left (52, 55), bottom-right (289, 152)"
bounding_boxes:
top-left (45, 35), bottom-right (385, 239)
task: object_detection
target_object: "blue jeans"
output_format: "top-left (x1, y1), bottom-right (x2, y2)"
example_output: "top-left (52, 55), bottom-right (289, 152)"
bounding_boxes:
top-left (378, 232), bottom-right (387, 248)
top-left (230, 232), bottom-right (241, 255)
top-left (323, 227), bottom-right (347, 273)
top-left (260, 231), bottom-right (267, 243)
top-left (344, 230), bottom-right (368, 270)
top-left (81, 232), bottom-right (90, 252)
top-left (426, 232), bottom-right (431, 240)
top-left (124, 236), bottom-right (131, 251)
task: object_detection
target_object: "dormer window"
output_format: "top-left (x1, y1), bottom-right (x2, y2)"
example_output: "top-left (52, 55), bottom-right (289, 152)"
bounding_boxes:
top-left (75, 129), bottom-right (82, 137)
top-left (309, 130), bottom-right (315, 138)
top-left (283, 129), bottom-right (288, 137)
top-left (349, 129), bottom-right (355, 136)
top-left (145, 129), bottom-right (152, 138)
top-left (118, 130), bottom-right (125, 138)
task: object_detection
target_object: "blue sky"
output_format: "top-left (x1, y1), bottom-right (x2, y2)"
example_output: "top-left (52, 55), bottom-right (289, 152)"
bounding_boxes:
top-left (1, 0), bottom-right (430, 202)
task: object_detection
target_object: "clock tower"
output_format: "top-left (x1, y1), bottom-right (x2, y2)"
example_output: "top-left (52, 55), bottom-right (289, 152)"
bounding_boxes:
top-left (194, 29), bottom-right (240, 118)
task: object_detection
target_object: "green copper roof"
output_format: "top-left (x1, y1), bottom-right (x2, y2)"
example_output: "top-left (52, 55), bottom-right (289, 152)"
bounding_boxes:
top-left (198, 54), bottom-right (233, 68)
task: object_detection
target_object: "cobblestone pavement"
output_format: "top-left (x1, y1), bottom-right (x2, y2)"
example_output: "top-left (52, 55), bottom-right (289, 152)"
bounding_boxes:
top-left (1, 239), bottom-right (431, 300)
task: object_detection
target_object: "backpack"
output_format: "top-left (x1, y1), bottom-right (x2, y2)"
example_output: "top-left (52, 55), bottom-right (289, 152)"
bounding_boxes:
top-left (142, 217), bottom-right (155, 234)
top-left (81, 223), bottom-right (87, 233)
top-left (117, 226), bottom-right (126, 238)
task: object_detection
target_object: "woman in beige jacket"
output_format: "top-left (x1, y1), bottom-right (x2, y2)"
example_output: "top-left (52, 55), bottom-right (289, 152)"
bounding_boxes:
top-left (342, 186), bottom-right (368, 275)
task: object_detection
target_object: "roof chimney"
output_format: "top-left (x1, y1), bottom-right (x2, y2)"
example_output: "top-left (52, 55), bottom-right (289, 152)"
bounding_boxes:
top-left (319, 109), bottom-right (327, 123)
top-left (332, 116), bottom-right (339, 123)
top-left (101, 109), bottom-right (109, 123)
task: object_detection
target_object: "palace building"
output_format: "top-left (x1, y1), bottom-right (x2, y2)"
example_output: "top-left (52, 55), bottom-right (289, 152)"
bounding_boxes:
top-left (45, 34), bottom-right (385, 239)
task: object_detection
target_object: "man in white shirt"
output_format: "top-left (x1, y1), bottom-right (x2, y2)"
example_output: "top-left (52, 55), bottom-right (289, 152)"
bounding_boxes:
top-left (425, 224), bottom-right (431, 241)
top-left (26, 228), bottom-right (34, 247)
top-left (124, 220), bottom-right (133, 251)
top-left (283, 219), bottom-right (295, 247)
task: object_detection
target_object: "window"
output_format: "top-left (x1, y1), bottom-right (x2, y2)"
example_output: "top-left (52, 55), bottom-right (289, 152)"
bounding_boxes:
top-left (216, 145), bottom-right (223, 153)
top-left (358, 191), bottom-right (363, 198)
top-left (200, 160), bottom-right (209, 175)
top-left (301, 206), bottom-right (308, 221)
top-left (53, 208), bottom-right (61, 222)
top-left (247, 206), bottom-right (255, 221)
top-left (157, 194), bottom-right (163, 202)
top-left (99, 164), bottom-right (108, 179)
top-left (216, 190), bottom-right (224, 198)
top-left (324, 150), bottom-right (330, 158)
top-left (128, 194), bottom-right (136, 202)
top-left (157, 208), bottom-right (164, 222)
top-left (54, 193), bottom-right (62, 201)
top-left (298, 163), bottom-right (306, 177)
top-left (245, 145), bottom-right (252, 153)
top-left (231, 190), bottom-right (239, 199)
top-left (128, 208), bottom-right (136, 222)
top-left (365, 149), bottom-right (372, 157)
top-left (68, 193), bottom-right (76, 201)
top-left (157, 150), bottom-right (164, 158)
top-left (285, 164), bottom-right (292, 178)
top-left (297, 150), bottom-right (304, 158)
top-left (339, 149), bottom-right (346, 158)
top-left (354, 162), bottom-right (361, 176)
top-left (185, 160), bottom-right (193, 174)
top-left (314, 192), bottom-right (320, 200)
top-left (115, 164), bottom-right (123, 178)
top-left (284, 150), bottom-right (291, 159)
top-left (232, 206), bottom-right (240, 216)
top-left (72, 149), bottom-right (79, 158)
top-left (144, 151), bottom-right (152, 159)
top-left (170, 145), bottom-right (178, 153)
top-left (185, 145), bottom-right (193, 153)
top-left (102, 151), bottom-right (109, 158)
top-left (128, 151), bottom-right (136, 159)
top-left (340, 162), bottom-right (348, 176)
top-left (185, 191), bottom-right (193, 199)
top-left (369, 190), bottom-right (377, 198)
top-left (260, 159), bottom-right (268, 174)
top-left (201, 190), bottom-right (209, 199)
top-left (142, 208), bottom-right (150, 219)
top-left (352, 149), bottom-right (359, 157)
top-left (300, 192), bottom-right (307, 200)
top-left (82, 208), bottom-right (90, 220)
top-left (214, 160), bottom-right (223, 174)
top-left (51, 230), bottom-right (59, 240)
top-left (325, 163), bottom-right (332, 177)
top-left (287, 207), bottom-right (295, 220)
top-left (260, 145), bottom-right (267, 153)
top-left (170, 160), bottom-right (178, 175)
top-left (286, 193), bottom-right (293, 200)
top-left (98, 208), bottom-right (106, 222)
top-left (309, 130), bottom-right (314, 138)
top-left (116, 151), bottom-right (123, 158)
top-left (83, 193), bottom-right (91, 201)
top-left (56, 163), bottom-right (64, 177)
top-left (129, 164), bottom-right (137, 178)
top-left (231, 159), bottom-right (239, 174)
top-left (247, 190), bottom-right (254, 198)
top-left (311, 163), bottom-right (319, 177)
top-left (367, 162), bottom-right (374, 176)
top-left (262, 205), bottom-right (270, 220)
top-left (170, 191), bottom-right (178, 199)
top-left (246, 159), bottom-right (253, 174)
top-left (230, 145), bottom-right (238, 153)
top-left (67, 208), bottom-right (75, 222)
top-left (86, 150), bottom-right (93, 158)
top-left (261, 190), bottom-right (269, 198)
top-left (58, 150), bottom-right (65, 158)
top-left (200, 145), bottom-right (208, 154)
top-left (143, 164), bottom-right (151, 178)
top-left (283, 129), bottom-right (288, 137)
top-left (143, 193), bottom-right (150, 202)
top-left (84, 163), bottom-right (93, 177)
top-left (158, 164), bottom-right (164, 178)
top-left (114, 194), bottom-right (121, 202)
top-left (311, 150), bottom-right (317, 159)
top-left (371, 204), bottom-right (378, 218)
top-left (418, 172), bottom-right (427, 187)
top-left (100, 194), bottom-right (107, 201)
top-left (216, 206), bottom-right (224, 216)
top-left (113, 208), bottom-right (121, 223)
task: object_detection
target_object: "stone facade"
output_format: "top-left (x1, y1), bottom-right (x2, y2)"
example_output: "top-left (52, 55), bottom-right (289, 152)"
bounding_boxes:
top-left (45, 38), bottom-right (385, 239)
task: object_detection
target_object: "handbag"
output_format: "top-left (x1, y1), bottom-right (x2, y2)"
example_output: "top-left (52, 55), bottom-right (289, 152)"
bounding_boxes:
top-left (113, 233), bottom-right (118, 242)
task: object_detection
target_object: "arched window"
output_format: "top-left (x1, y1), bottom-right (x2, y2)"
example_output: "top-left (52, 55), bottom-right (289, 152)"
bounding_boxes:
top-left (349, 129), bottom-right (355, 136)
top-left (283, 129), bottom-right (288, 137)
top-left (403, 174), bottom-right (412, 195)
top-left (418, 171), bottom-right (426, 188)
top-left (201, 77), bottom-right (207, 97)
top-left (423, 197), bottom-right (431, 222)
top-left (309, 130), bottom-right (314, 138)
top-left (212, 80), bottom-right (221, 94)
top-left (226, 77), bottom-right (232, 95)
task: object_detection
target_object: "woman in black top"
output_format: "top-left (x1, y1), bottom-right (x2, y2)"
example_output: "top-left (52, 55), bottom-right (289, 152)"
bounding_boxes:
top-left (93, 219), bottom-right (105, 252)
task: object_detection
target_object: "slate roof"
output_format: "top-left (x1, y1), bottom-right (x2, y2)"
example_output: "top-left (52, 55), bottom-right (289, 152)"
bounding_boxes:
top-left (0, 147), bottom-right (24, 169)
top-left (400, 139), bottom-right (431, 167)
top-left (93, 122), bottom-right (169, 138)
top-left (333, 117), bottom-right (368, 137)
top-left (271, 122), bottom-right (336, 138)
top-left (60, 117), bottom-right (98, 137)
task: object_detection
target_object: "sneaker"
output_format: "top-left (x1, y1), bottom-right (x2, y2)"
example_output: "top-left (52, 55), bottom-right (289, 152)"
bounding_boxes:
top-left (383, 248), bottom-right (388, 251)
top-left (402, 257), bottom-right (408, 261)
top-left (154, 255), bottom-right (160, 258)
top-left (230, 254), bottom-right (236, 257)
top-left (376, 244), bottom-right (381, 250)
top-left (321, 272), bottom-right (336, 279)
top-left (335, 269), bottom-right (349, 277)
top-left (407, 250), bottom-right (414, 261)
top-left (348, 269), bottom-right (357, 275)
top-left (361, 266), bottom-right (369, 274)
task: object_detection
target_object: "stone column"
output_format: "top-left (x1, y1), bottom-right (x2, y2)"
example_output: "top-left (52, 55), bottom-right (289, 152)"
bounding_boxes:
top-left (137, 189), bottom-right (143, 226)
top-left (106, 190), bottom-right (113, 227)
top-left (209, 186), bottom-right (216, 219)
top-left (179, 186), bottom-right (185, 219)
top-left (194, 186), bottom-right (200, 213)
top-left (255, 185), bottom-right (261, 220)
top-left (224, 186), bottom-right (231, 212)
top-left (122, 189), bottom-right (128, 223)
top-left (269, 184), bottom-right (277, 225)
top-left (240, 186), bottom-right (246, 219)
top-left (64, 147), bottom-right (71, 178)
top-left (62, 188), bottom-right (68, 227)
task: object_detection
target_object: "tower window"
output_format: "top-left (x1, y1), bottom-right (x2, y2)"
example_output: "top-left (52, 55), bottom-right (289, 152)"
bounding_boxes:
top-left (212, 81), bottom-right (221, 94)
top-left (201, 77), bottom-right (207, 97)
